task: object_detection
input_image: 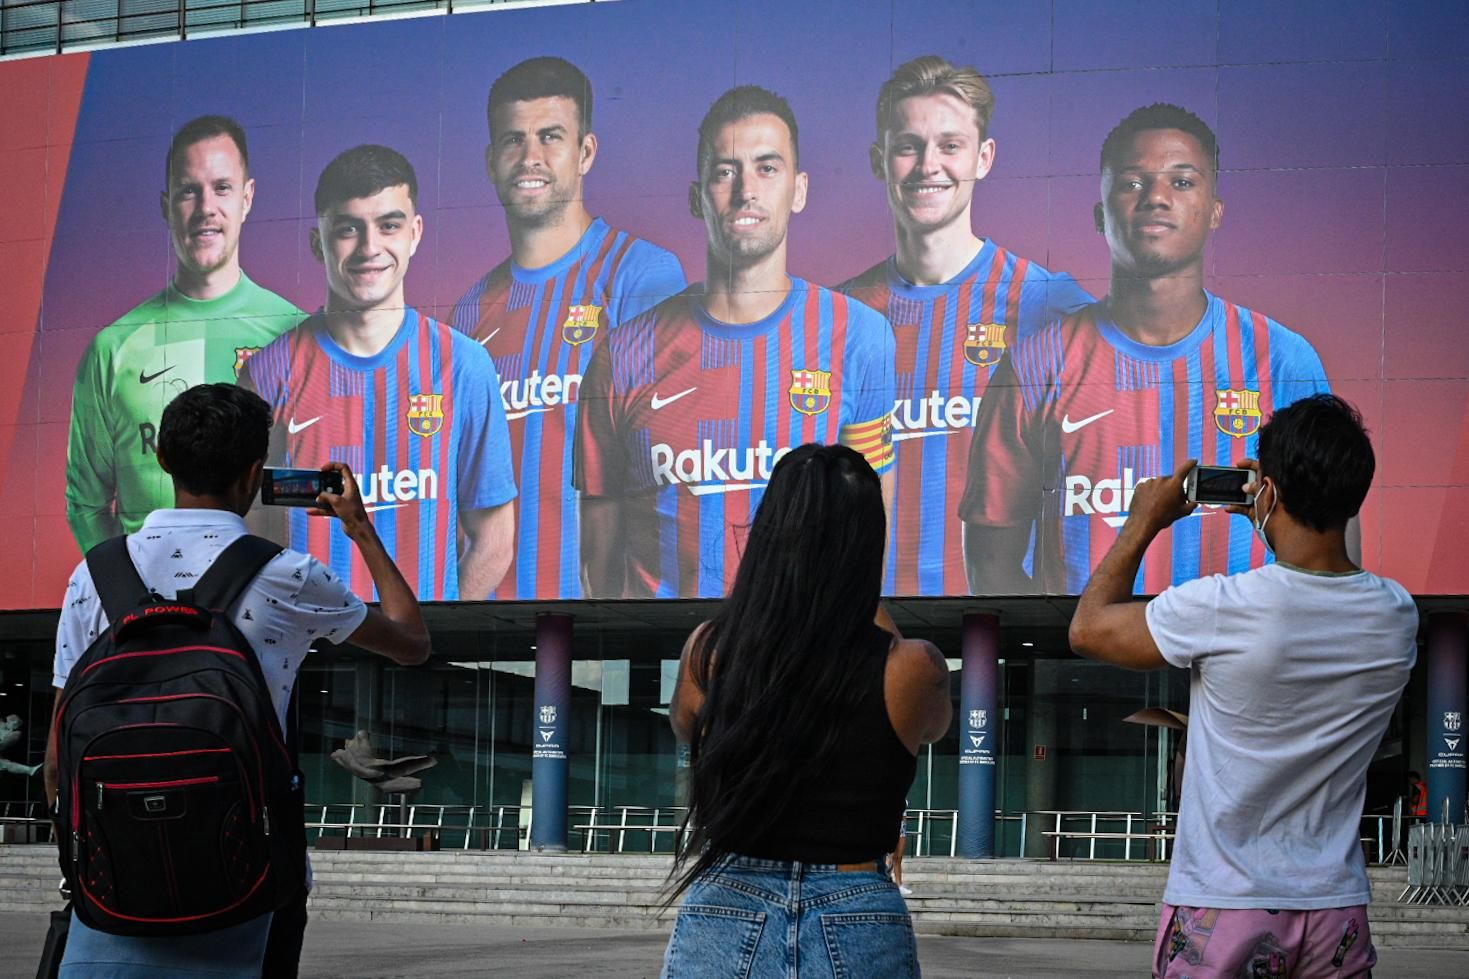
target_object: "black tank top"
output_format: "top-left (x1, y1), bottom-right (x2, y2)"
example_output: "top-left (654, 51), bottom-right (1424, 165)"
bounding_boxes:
top-left (730, 625), bottom-right (919, 864)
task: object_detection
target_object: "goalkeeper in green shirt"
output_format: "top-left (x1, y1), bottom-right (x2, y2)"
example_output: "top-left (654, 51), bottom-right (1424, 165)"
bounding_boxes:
top-left (65, 115), bottom-right (303, 552)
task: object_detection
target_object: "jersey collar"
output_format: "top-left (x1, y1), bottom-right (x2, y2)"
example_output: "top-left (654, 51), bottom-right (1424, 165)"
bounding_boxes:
top-left (1093, 292), bottom-right (1222, 363)
top-left (138, 508), bottom-right (249, 534)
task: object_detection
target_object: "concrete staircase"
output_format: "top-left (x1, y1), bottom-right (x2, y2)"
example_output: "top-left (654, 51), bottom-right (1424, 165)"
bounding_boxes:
top-left (3, 846), bottom-right (1466, 948)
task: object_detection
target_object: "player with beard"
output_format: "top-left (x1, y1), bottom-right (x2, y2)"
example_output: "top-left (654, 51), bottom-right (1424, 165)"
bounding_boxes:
top-left (452, 57), bottom-right (686, 599)
top-left (574, 86), bottom-right (896, 598)
top-left (960, 104), bottom-right (1331, 595)
top-left (66, 115), bottom-right (301, 552)
top-left (839, 56), bottom-right (1091, 596)
top-left (243, 145), bottom-right (515, 601)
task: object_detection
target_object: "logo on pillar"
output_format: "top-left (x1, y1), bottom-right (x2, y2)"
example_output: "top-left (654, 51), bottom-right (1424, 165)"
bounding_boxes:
top-left (539, 729), bottom-right (555, 743)
top-left (1446, 711), bottom-right (1462, 732)
top-left (969, 709), bottom-right (987, 730)
top-left (1447, 736), bottom-right (1462, 752)
top-left (969, 735), bottom-right (986, 749)
top-left (540, 705), bottom-right (557, 725)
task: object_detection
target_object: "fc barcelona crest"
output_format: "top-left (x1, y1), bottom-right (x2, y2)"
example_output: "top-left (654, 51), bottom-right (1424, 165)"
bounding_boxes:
top-left (233, 346), bottom-right (262, 378)
top-left (406, 393), bottom-right (445, 438)
top-left (1214, 388), bottom-right (1262, 438)
top-left (789, 368), bottom-right (832, 415)
top-left (963, 322), bottom-right (1007, 367)
top-left (563, 305), bottom-right (601, 345)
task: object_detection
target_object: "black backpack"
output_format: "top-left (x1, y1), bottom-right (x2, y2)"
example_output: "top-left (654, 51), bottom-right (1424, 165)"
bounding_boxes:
top-left (54, 534), bottom-right (308, 936)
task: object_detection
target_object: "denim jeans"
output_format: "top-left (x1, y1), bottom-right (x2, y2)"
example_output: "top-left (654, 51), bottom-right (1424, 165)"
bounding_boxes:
top-left (661, 855), bottom-right (919, 979)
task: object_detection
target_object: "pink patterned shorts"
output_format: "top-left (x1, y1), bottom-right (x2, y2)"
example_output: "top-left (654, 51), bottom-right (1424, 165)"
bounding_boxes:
top-left (1153, 903), bottom-right (1377, 978)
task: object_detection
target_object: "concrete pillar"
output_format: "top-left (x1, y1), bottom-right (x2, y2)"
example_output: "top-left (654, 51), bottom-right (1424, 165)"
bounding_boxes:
top-left (958, 612), bottom-right (998, 858)
top-left (1425, 612), bottom-right (1467, 824)
top-left (531, 613), bottom-right (572, 850)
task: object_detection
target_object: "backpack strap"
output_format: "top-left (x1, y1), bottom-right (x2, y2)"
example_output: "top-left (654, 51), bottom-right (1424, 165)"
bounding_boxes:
top-left (179, 535), bottom-right (284, 612)
top-left (85, 536), bottom-right (154, 623)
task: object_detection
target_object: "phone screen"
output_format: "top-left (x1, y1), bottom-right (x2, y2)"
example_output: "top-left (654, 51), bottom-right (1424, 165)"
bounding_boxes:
top-left (262, 468), bottom-right (343, 507)
top-left (1192, 466), bottom-right (1253, 506)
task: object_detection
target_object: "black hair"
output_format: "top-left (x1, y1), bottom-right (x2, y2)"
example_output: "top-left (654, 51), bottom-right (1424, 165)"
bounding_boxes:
top-left (314, 144), bottom-right (419, 216)
top-left (669, 443), bottom-right (885, 899)
top-left (697, 85), bottom-right (800, 173)
top-left (158, 383), bottom-right (270, 497)
top-left (1256, 393), bottom-right (1375, 533)
top-left (165, 115), bottom-right (249, 186)
top-left (488, 56), bottom-right (593, 138)
top-left (1100, 103), bottom-right (1219, 174)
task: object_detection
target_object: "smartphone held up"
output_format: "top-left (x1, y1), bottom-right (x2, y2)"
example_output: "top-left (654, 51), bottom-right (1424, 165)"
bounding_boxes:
top-left (1184, 466), bottom-right (1255, 507)
top-left (261, 467), bottom-right (345, 507)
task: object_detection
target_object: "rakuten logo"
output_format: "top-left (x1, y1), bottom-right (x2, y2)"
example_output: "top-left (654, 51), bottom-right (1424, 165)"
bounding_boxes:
top-left (358, 466), bottom-right (439, 513)
top-left (891, 391), bottom-right (982, 441)
top-left (502, 370), bottom-right (581, 421)
top-left (652, 440), bottom-right (792, 495)
top-left (1064, 468), bottom-right (1141, 528)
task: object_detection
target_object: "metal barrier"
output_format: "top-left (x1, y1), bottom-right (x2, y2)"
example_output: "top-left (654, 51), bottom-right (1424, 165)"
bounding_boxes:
top-left (1399, 822), bottom-right (1469, 905)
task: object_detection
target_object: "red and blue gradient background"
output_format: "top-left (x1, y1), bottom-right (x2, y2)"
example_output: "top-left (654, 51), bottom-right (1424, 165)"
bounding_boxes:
top-left (2, 0), bottom-right (1467, 608)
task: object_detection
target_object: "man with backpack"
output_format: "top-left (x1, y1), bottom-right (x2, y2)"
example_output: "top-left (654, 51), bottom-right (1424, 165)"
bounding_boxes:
top-left (44, 382), bottom-right (431, 977)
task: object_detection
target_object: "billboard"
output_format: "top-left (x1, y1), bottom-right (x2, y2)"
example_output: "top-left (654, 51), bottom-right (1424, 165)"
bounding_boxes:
top-left (2, 0), bottom-right (1467, 608)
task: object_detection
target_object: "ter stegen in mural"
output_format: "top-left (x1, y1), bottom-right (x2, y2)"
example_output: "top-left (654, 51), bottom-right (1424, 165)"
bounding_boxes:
top-left (65, 116), bottom-right (302, 552)
top-left (960, 104), bottom-right (1332, 596)
top-left (242, 146), bottom-right (516, 602)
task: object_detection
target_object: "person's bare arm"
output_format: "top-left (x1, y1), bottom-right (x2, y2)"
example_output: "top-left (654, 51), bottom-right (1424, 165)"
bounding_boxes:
top-left (886, 639), bottom-right (952, 752)
top-left (964, 521), bottom-right (1037, 595)
top-left (580, 495), bottom-right (627, 598)
top-left (311, 462), bottom-right (430, 666)
top-left (43, 688), bottom-right (63, 809)
top-left (669, 624), bottom-right (710, 745)
top-left (458, 501), bottom-right (514, 599)
top-left (1069, 462), bottom-right (1196, 671)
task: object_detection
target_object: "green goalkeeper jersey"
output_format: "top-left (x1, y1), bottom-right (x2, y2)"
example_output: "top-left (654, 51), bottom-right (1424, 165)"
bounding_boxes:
top-left (65, 273), bottom-right (304, 552)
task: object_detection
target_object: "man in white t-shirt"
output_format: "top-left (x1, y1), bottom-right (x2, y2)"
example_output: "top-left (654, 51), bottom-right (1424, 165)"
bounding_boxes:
top-left (1069, 394), bottom-right (1417, 978)
top-left (44, 382), bottom-right (431, 978)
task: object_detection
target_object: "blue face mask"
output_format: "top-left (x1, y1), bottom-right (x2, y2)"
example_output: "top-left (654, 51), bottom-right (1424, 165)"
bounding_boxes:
top-left (1253, 479), bottom-right (1277, 555)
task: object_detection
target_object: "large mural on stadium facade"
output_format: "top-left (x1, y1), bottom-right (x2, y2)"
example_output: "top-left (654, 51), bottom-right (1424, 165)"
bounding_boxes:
top-left (2, 0), bottom-right (1467, 607)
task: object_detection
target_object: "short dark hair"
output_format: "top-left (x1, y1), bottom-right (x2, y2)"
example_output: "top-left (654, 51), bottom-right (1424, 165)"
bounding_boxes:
top-left (697, 85), bottom-right (800, 173)
top-left (488, 56), bottom-right (593, 138)
top-left (1100, 103), bottom-right (1219, 175)
top-left (1256, 393), bottom-right (1375, 533)
top-left (165, 115), bottom-right (249, 186)
top-left (159, 383), bottom-right (271, 496)
top-left (314, 144), bottom-right (418, 216)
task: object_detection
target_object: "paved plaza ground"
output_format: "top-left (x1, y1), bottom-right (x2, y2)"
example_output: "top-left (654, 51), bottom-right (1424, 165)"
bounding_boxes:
top-left (2, 913), bottom-right (1466, 977)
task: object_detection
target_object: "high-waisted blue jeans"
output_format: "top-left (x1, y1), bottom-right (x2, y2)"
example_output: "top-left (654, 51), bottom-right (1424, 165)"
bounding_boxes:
top-left (661, 855), bottom-right (919, 978)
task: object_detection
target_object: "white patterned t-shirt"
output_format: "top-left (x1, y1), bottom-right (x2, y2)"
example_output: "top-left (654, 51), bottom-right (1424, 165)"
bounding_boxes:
top-left (54, 507), bottom-right (367, 730)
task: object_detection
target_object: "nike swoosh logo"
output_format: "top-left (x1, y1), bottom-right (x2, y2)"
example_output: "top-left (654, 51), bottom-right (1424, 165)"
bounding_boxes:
top-left (139, 366), bottom-right (174, 384)
top-left (364, 503), bottom-right (407, 514)
top-left (479, 328), bottom-right (501, 347)
top-left (651, 387), bottom-right (697, 410)
top-left (287, 416), bottom-right (322, 435)
top-left (1061, 409), bottom-right (1114, 434)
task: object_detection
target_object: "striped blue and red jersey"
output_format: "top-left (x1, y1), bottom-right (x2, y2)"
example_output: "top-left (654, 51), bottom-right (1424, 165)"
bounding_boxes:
top-left (839, 241), bottom-right (1091, 596)
top-left (242, 309), bottom-right (516, 602)
top-left (451, 217), bottom-right (686, 599)
top-left (960, 294), bottom-right (1331, 595)
top-left (574, 281), bottom-right (896, 598)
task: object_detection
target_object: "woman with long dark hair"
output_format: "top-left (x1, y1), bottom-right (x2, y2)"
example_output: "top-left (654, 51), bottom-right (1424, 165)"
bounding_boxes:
top-left (661, 443), bottom-right (951, 978)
